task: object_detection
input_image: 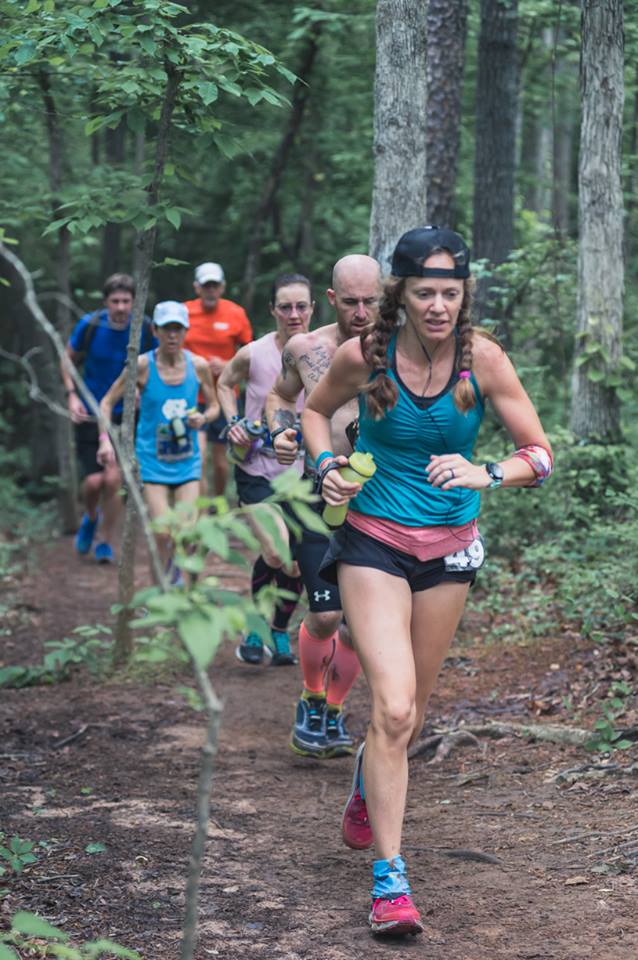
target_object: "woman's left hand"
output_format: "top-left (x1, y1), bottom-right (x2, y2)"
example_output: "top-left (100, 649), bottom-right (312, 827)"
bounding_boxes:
top-left (426, 454), bottom-right (491, 490)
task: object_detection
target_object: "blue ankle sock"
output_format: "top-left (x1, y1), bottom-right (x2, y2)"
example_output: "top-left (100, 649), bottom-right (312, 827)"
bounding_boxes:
top-left (372, 855), bottom-right (412, 899)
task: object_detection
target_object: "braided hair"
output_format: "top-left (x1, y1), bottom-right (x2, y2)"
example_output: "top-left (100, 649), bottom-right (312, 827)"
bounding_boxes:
top-left (362, 271), bottom-right (481, 418)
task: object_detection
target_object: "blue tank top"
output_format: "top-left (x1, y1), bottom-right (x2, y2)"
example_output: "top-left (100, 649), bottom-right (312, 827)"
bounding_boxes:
top-left (351, 334), bottom-right (484, 527)
top-left (136, 350), bottom-right (201, 484)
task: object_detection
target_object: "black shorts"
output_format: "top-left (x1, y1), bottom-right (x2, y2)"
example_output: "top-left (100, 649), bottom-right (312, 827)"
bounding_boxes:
top-left (75, 415), bottom-right (121, 480)
top-left (198, 403), bottom-right (228, 444)
top-left (319, 522), bottom-right (483, 594)
top-left (234, 466), bottom-right (274, 506)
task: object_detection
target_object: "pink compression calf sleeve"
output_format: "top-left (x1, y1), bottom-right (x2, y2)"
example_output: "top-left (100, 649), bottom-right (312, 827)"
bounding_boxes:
top-left (326, 635), bottom-right (361, 706)
top-left (298, 622), bottom-right (337, 694)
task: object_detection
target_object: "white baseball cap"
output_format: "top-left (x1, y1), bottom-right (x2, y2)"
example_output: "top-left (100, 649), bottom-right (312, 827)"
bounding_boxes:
top-left (195, 262), bottom-right (225, 285)
top-left (153, 301), bottom-right (189, 328)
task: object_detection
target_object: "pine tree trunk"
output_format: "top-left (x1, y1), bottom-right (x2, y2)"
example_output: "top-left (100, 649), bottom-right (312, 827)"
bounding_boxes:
top-left (570, 0), bottom-right (624, 442)
top-left (369, 0), bottom-right (428, 270)
top-left (472, 0), bottom-right (519, 339)
top-left (426, 0), bottom-right (468, 229)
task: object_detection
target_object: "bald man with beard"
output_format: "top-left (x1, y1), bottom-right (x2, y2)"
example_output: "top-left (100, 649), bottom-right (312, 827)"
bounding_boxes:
top-left (266, 254), bottom-right (381, 759)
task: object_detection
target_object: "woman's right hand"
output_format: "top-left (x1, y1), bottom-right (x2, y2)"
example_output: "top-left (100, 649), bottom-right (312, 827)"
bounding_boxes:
top-left (320, 456), bottom-right (361, 506)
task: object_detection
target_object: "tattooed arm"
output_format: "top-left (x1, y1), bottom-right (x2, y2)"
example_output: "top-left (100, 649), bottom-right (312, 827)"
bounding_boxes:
top-left (265, 342), bottom-right (305, 465)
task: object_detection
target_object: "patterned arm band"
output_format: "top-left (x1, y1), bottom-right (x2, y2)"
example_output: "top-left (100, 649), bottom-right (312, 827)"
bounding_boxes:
top-left (512, 444), bottom-right (554, 487)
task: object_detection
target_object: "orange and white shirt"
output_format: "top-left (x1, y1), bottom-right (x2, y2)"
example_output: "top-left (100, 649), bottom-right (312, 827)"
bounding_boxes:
top-left (183, 298), bottom-right (253, 364)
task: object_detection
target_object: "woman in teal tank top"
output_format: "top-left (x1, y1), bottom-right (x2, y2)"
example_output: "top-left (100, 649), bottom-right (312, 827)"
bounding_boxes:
top-left (302, 227), bottom-right (553, 937)
top-left (97, 301), bottom-right (219, 585)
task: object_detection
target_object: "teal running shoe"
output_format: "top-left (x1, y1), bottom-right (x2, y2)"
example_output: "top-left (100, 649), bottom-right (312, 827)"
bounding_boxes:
top-left (235, 632), bottom-right (268, 665)
top-left (269, 629), bottom-right (297, 667)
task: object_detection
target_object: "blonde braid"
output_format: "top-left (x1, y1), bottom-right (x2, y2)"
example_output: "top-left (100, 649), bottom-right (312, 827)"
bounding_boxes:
top-left (361, 278), bottom-right (402, 419)
top-left (453, 277), bottom-right (477, 413)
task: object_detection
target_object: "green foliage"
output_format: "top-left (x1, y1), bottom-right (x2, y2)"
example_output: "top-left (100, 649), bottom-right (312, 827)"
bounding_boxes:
top-left (585, 682), bottom-right (635, 755)
top-left (476, 429), bottom-right (637, 647)
top-left (0, 625), bottom-right (113, 688)
top-left (132, 471), bottom-right (321, 671)
top-left (0, 835), bottom-right (38, 875)
top-left (0, 911), bottom-right (139, 959)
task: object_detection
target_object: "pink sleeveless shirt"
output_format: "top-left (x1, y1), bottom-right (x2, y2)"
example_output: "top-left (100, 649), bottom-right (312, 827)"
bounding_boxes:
top-left (240, 331), bottom-right (304, 480)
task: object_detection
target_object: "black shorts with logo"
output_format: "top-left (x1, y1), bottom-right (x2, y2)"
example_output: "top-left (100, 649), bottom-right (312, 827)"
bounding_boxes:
top-left (319, 521), bottom-right (484, 594)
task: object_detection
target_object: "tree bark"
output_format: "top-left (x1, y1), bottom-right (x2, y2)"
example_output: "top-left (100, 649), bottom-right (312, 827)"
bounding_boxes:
top-left (426, 0), bottom-right (468, 228)
top-left (100, 121), bottom-right (126, 278)
top-left (240, 22), bottom-right (322, 314)
top-left (472, 0), bottom-right (519, 339)
top-left (570, 0), bottom-right (624, 442)
top-left (39, 69), bottom-right (78, 533)
top-left (114, 66), bottom-right (179, 663)
top-left (369, 0), bottom-right (429, 270)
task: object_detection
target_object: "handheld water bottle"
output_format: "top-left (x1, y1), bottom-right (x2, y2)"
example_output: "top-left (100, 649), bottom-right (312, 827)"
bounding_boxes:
top-left (322, 452), bottom-right (377, 528)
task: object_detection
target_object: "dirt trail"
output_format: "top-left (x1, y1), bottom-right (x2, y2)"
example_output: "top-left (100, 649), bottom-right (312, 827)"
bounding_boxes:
top-left (1, 535), bottom-right (637, 959)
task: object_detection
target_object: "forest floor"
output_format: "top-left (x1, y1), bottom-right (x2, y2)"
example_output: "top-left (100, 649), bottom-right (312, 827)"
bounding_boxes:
top-left (1, 528), bottom-right (638, 960)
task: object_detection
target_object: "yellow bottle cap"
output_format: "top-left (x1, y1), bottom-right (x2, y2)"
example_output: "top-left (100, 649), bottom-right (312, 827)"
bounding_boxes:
top-left (348, 452), bottom-right (376, 478)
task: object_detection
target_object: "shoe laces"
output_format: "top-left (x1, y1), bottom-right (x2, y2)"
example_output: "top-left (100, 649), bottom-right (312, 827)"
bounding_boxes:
top-left (245, 632), bottom-right (263, 648)
top-left (304, 696), bottom-right (325, 729)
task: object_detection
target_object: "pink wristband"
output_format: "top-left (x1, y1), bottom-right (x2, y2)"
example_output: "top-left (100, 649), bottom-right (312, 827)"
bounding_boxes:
top-left (99, 432), bottom-right (110, 442)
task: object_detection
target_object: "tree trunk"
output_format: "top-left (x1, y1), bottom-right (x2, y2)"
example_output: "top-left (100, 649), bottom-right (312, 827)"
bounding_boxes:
top-left (100, 121), bottom-right (126, 278)
top-left (552, 28), bottom-right (577, 237)
top-left (570, 0), bottom-right (624, 442)
top-left (113, 66), bottom-right (179, 663)
top-left (472, 0), bottom-right (519, 340)
top-left (240, 23), bottom-right (322, 314)
top-left (369, 0), bottom-right (429, 270)
top-left (39, 69), bottom-right (78, 532)
top-left (426, 0), bottom-right (468, 229)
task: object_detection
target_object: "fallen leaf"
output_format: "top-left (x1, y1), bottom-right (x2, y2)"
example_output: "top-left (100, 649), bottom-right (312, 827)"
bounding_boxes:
top-left (564, 876), bottom-right (589, 886)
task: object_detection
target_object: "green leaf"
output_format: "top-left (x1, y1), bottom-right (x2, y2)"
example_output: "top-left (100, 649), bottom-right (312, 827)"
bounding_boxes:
top-left (248, 504), bottom-right (291, 564)
top-left (12, 912), bottom-right (69, 940)
top-left (85, 842), bottom-right (106, 854)
top-left (197, 81), bottom-right (218, 105)
top-left (290, 501), bottom-right (326, 535)
top-left (178, 609), bottom-right (221, 669)
top-left (165, 208), bottom-right (181, 229)
top-left (15, 41), bottom-right (37, 65)
top-left (0, 944), bottom-right (20, 960)
top-left (83, 939), bottom-right (141, 959)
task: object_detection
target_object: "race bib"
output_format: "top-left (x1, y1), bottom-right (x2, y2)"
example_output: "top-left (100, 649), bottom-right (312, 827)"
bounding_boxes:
top-left (443, 536), bottom-right (485, 573)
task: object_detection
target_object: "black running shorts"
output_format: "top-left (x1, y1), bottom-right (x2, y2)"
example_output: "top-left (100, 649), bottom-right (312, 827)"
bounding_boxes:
top-left (198, 404), bottom-right (228, 444)
top-left (319, 521), bottom-right (483, 594)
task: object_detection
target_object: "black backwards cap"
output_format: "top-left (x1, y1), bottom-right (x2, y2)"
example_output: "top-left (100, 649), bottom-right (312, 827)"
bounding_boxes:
top-left (390, 225), bottom-right (471, 279)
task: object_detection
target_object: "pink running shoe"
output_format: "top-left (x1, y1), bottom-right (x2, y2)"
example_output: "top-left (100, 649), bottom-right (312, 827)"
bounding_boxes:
top-left (342, 743), bottom-right (373, 850)
top-left (369, 895), bottom-right (424, 937)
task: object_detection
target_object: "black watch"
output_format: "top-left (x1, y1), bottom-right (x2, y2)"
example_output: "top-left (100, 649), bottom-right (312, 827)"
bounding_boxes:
top-left (484, 462), bottom-right (504, 489)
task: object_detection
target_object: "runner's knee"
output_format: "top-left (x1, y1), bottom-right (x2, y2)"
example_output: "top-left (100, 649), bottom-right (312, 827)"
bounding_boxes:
top-left (371, 697), bottom-right (416, 744)
top-left (306, 610), bottom-right (342, 639)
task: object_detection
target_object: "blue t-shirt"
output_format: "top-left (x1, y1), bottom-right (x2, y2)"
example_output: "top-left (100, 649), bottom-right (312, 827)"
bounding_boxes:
top-left (69, 310), bottom-right (155, 415)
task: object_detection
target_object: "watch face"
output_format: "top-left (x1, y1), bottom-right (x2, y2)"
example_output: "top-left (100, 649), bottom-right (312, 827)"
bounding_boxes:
top-left (486, 462), bottom-right (504, 481)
